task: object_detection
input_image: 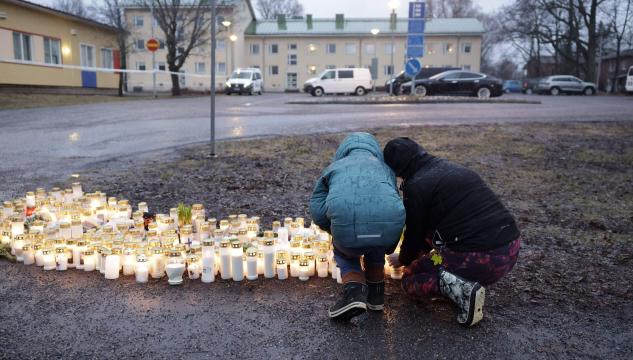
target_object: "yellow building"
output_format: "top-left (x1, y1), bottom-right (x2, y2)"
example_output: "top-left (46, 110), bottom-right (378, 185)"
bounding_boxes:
top-left (0, 0), bottom-right (119, 90)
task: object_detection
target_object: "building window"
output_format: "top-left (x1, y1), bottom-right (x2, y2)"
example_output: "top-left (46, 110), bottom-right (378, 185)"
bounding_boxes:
top-left (345, 65), bottom-right (355, 68)
top-left (622, 61), bottom-right (628, 70)
top-left (287, 54), bottom-right (298, 65)
top-left (136, 62), bottom-right (146, 71)
top-left (135, 39), bottom-right (145, 51)
top-left (345, 44), bottom-right (356, 54)
top-left (308, 65), bottom-right (317, 74)
top-left (384, 65), bottom-right (394, 75)
top-left (365, 44), bottom-right (375, 55)
top-left (308, 44), bottom-right (317, 53)
top-left (443, 43), bottom-right (453, 54)
top-left (326, 65), bottom-right (336, 69)
top-left (384, 43), bottom-right (395, 55)
top-left (427, 43), bottom-right (435, 54)
top-left (156, 62), bottom-right (166, 71)
top-left (44, 38), bottom-right (61, 65)
top-left (326, 44), bottom-right (336, 54)
top-left (195, 62), bottom-right (206, 73)
top-left (288, 44), bottom-right (297, 50)
top-left (158, 39), bottom-right (165, 49)
top-left (80, 44), bottom-right (95, 67)
top-left (100, 47), bottom-right (114, 69)
top-left (462, 65), bottom-right (471, 71)
top-left (12, 32), bottom-right (33, 61)
top-left (134, 16), bottom-right (144, 27)
top-left (216, 62), bottom-right (226, 73)
top-left (443, 65), bottom-right (453, 68)
top-left (216, 15), bottom-right (225, 27)
top-left (177, 27), bottom-right (185, 42)
top-left (269, 44), bottom-right (278, 54)
top-left (609, 62), bottom-right (615, 71)
top-left (461, 43), bottom-right (472, 54)
top-left (250, 44), bottom-right (260, 54)
top-left (216, 39), bottom-right (226, 50)
top-left (196, 15), bottom-right (204, 27)
top-left (153, 16), bottom-right (160, 27)
top-left (269, 65), bottom-right (279, 75)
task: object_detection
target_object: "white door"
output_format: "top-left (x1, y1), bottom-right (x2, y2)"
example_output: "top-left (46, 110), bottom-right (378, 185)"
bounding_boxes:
top-left (337, 69), bottom-right (355, 93)
top-left (319, 70), bottom-right (337, 93)
top-left (286, 72), bottom-right (298, 90)
top-left (178, 69), bottom-right (186, 88)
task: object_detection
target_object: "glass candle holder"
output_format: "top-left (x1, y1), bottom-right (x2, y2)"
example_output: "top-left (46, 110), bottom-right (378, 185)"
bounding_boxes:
top-left (391, 266), bottom-right (403, 280)
top-left (34, 242), bottom-right (45, 266)
top-left (295, 218), bottom-right (305, 228)
top-left (135, 254), bottom-right (150, 283)
top-left (105, 248), bottom-right (121, 279)
top-left (65, 238), bottom-right (77, 268)
top-left (58, 222), bottom-right (71, 240)
top-left (100, 249), bottom-right (111, 274)
top-left (257, 250), bottom-right (264, 275)
top-left (290, 252), bottom-right (301, 277)
top-left (290, 222), bottom-right (301, 237)
top-left (199, 222), bottom-right (210, 241)
top-left (121, 248), bottom-right (136, 276)
top-left (138, 202), bottom-right (148, 213)
top-left (299, 260), bottom-right (309, 281)
top-left (219, 239), bottom-right (232, 280)
top-left (166, 249), bottom-right (185, 285)
top-left (283, 217), bottom-right (292, 229)
top-left (22, 244), bottom-right (34, 265)
top-left (212, 229), bottom-right (223, 247)
top-left (31, 220), bottom-right (45, 235)
top-left (187, 254), bottom-right (201, 280)
top-left (56, 246), bottom-right (69, 271)
top-left (1, 229), bottom-right (11, 246)
top-left (201, 239), bottom-right (215, 283)
top-left (272, 221), bottom-right (281, 234)
top-left (2, 201), bottom-right (14, 220)
top-left (118, 200), bottom-right (131, 219)
top-left (263, 238), bottom-right (275, 279)
top-left (331, 258), bottom-right (338, 280)
top-left (150, 247), bottom-right (164, 278)
top-left (245, 247), bottom-right (258, 281)
top-left (69, 219), bottom-right (82, 239)
top-left (236, 214), bottom-right (247, 228)
top-left (317, 255), bottom-right (329, 277)
top-left (219, 220), bottom-right (229, 237)
top-left (305, 252), bottom-right (315, 276)
top-left (277, 259), bottom-right (288, 280)
top-left (276, 249), bottom-right (287, 265)
top-left (13, 234), bottom-right (26, 262)
top-left (180, 228), bottom-right (193, 250)
top-left (83, 249), bottom-right (96, 271)
top-left (63, 189), bottom-right (73, 205)
top-left (231, 240), bottom-right (244, 281)
top-left (42, 248), bottom-right (55, 270)
top-left (75, 239), bottom-right (88, 270)
top-left (301, 242), bottom-right (312, 260)
top-left (72, 182), bottom-right (83, 200)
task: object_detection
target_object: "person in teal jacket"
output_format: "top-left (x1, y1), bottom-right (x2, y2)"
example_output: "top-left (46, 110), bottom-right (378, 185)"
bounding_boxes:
top-left (310, 132), bottom-right (406, 321)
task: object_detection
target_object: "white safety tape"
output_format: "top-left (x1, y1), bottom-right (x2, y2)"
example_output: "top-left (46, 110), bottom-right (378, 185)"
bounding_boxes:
top-left (0, 58), bottom-right (213, 78)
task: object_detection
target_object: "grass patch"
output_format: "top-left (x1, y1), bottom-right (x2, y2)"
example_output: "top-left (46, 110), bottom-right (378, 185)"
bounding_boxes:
top-left (0, 93), bottom-right (199, 111)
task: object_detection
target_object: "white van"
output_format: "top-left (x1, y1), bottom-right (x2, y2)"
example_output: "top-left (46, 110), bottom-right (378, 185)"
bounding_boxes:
top-left (303, 68), bottom-right (373, 96)
top-left (226, 68), bottom-right (263, 95)
top-left (626, 66), bottom-right (633, 95)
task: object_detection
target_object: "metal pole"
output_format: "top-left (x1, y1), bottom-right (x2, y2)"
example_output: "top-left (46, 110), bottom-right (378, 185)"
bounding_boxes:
top-left (151, 0), bottom-right (156, 98)
top-left (210, 0), bottom-right (216, 157)
top-left (225, 27), bottom-right (228, 82)
top-left (373, 35), bottom-right (377, 92)
top-left (390, 11), bottom-right (395, 95)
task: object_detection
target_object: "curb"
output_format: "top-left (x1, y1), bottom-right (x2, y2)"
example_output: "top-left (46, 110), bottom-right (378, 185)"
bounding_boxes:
top-left (286, 97), bottom-right (542, 105)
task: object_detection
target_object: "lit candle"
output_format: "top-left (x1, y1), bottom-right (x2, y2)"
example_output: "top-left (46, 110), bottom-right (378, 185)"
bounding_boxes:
top-left (1, 230), bottom-right (11, 246)
top-left (135, 254), bottom-right (150, 283)
top-left (272, 221), bottom-right (281, 233)
top-left (122, 248), bottom-right (136, 276)
top-left (331, 258), bottom-right (338, 280)
top-left (95, 247), bottom-right (103, 271)
top-left (34, 242), bottom-right (45, 266)
top-left (71, 182), bottom-right (83, 200)
top-left (295, 218), bottom-right (305, 228)
top-left (231, 240), bottom-right (244, 281)
top-left (276, 249), bottom-right (287, 267)
top-left (263, 238), bottom-right (275, 279)
top-left (166, 249), bottom-right (185, 285)
top-left (192, 203), bottom-right (205, 217)
top-left (56, 247), bottom-right (69, 271)
top-left (391, 266), bottom-right (403, 280)
top-left (22, 244), bottom-right (35, 265)
top-left (219, 239), bottom-right (232, 280)
top-left (13, 234), bottom-right (26, 262)
top-left (65, 238), bottom-right (77, 268)
top-left (118, 200), bottom-right (131, 219)
top-left (100, 249), bottom-right (111, 274)
top-left (336, 266), bottom-right (342, 284)
top-left (104, 248), bottom-right (121, 279)
top-left (2, 201), bottom-right (14, 220)
top-left (26, 192), bottom-right (36, 207)
top-left (283, 217), bottom-right (292, 229)
top-left (188, 254), bottom-right (201, 280)
top-left (201, 239), bottom-right (215, 283)
top-left (290, 252), bottom-right (301, 277)
top-left (290, 222), bottom-right (301, 237)
top-left (245, 247), bottom-right (257, 280)
top-left (180, 228), bottom-right (193, 251)
top-left (63, 189), bottom-right (73, 205)
top-left (138, 202), bottom-right (148, 213)
top-left (247, 221), bottom-right (257, 240)
top-left (257, 250), bottom-right (264, 275)
top-left (302, 241), bottom-right (312, 260)
top-left (150, 247), bottom-right (164, 278)
top-left (42, 248), bottom-right (56, 270)
top-left (317, 255), bottom-right (328, 277)
top-left (238, 228), bottom-right (249, 244)
top-left (199, 222), bottom-right (210, 241)
top-left (299, 260), bottom-right (309, 281)
top-left (83, 249), bottom-right (95, 271)
top-left (277, 259), bottom-right (288, 280)
top-left (219, 220), bottom-right (229, 237)
top-left (58, 222), bottom-right (71, 240)
top-left (305, 252), bottom-right (316, 276)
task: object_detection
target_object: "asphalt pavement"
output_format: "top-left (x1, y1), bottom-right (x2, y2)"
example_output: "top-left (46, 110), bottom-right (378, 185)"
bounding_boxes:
top-left (1, 92), bottom-right (632, 199)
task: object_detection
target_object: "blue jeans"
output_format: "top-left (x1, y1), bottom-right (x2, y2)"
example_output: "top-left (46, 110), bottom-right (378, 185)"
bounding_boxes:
top-left (333, 243), bottom-right (388, 277)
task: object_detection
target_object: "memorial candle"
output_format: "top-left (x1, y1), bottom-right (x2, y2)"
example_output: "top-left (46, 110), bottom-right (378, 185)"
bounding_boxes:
top-left (63, 189), bottom-right (73, 205)
top-left (237, 214), bottom-right (247, 228)
top-left (22, 244), bottom-right (34, 265)
top-left (237, 228), bottom-right (249, 245)
top-left (13, 234), bottom-right (26, 262)
top-left (272, 221), bottom-right (281, 233)
top-left (263, 238), bottom-right (275, 279)
top-left (317, 255), bottom-right (329, 277)
top-left (135, 254), bottom-right (150, 283)
top-left (65, 238), bottom-right (77, 268)
top-left (59, 222), bottom-right (71, 240)
top-left (72, 182), bottom-right (83, 200)
top-left (231, 241), bottom-right (244, 281)
top-left (201, 239), bottom-right (215, 283)
top-left (150, 247), bottom-right (164, 278)
top-left (219, 220), bottom-right (229, 237)
top-left (34, 242), bottom-right (45, 266)
top-left (299, 260), bottom-right (309, 281)
top-left (42, 248), bottom-right (55, 270)
top-left (82, 249), bottom-right (95, 271)
top-left (219, 239), bottom-right (232, 280)
top-left (289, 222), bottom-right (301, 237)
top-left (188, 254), bottom-right (201, 280)
top-left (391, 266), bottom-right (403, 280)
top-left (100, 249), bottom-right (111, 274)
top-left (122, 248), bottom-right (136, 276)
top-left (305, 252), bottom-right (315, 276)
top-left (26, 192), bottom-right (36, 207)
top-left (246, 247), bottom-right (257, 280)
top-left (277, 259), bottom-right (288, 280)
top-left (290, 252), bottom-right (301, 277)
top-left (180, 228), bottom-right (193, 250)
top-left (246, 225), bottom-right (257, 242)
top-left (199, 222), bottom-right (210, 241)
top-left (166, 250), bottom-right (185, 285)
top-left (104, 248), bottom-right (121, 279)
top-left (31, 220), bottom-right (45, 235)
top-left (56, 247), bottom-right (69, 271)
top-left (2, 201), bottom-right (14, 220)
top-left (283, 217), bottom-right (292, 229)
top-left (257, 250), bottom-right (264, 275)
top-left (213, 229), bottom-right (224, 247)
top-left (1, 229), bottom-right (11, 246)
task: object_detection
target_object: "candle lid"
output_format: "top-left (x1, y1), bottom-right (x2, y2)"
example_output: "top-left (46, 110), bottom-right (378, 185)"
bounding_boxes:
top-left (299, 260), bottom-right (309, 266)
top-left (290, 252), bottom-right (301, 260)
top-left (257, 250), bottom-right (264, 258)
top-left (228, 215), bottom-right (237, 222)
top-left (137, 202), bottom-right (147, 207)
top-left (276, 250), bottom-right (287, 257)
top-left (54, 238), bottom-right (66, 245)
top-left (22, 244), bottom-right (32, 251)
top-left (238, 228), bottom-right (247, 235)
top-left (83, 249), bottom-right (95, 256)
top-left (230, 240), bottom-right (242, 249)
top-left (272, 221), bottom-right (281, 227)
top-left (294, 235), bottom-right (304, 242)
top-left (72, 182), bottom-right (81, 187)
top-left (263, 230), bottom-right (274, 238)
top-left (290, 240), bottom-right (301, 248)
top-left (64, 189), bottom-right (72, 194)
top-left (291, 222), bottom-right (301, 229)
top-left (101, 249), bottom-right (112, 257)
top-left (42, 248), bottom-right (54, 255)
top-left (317, 255), bottom-right (328, 262)
top-left (124, 248), bottom-right (135, 255)
top-left (111, 248), bottom-right (122, 255)
top-left (118, 200), bottom-right (129, 206)
top-left (246, 247), bottom-right (257, 256)
top-left (284, 218), bottom-right (292, 224)
top-left (207, 219), bottom-right (217, 227)
top-left (202, 239), bottom-right (214, 247)
top-left (192, 204), bottom-right (204, 210)
top-left (199, 222), bottom-right (210, 230)
top-left (34, 242), bottom-right (45, 250)
top-left (219, 220), bottom-right (229, 227)
top-left (175, 244), bottom-right (186, 251)
top-left (3, 201), bottom-right (13, 208)
top-left (66, 238), bottom-right (77, 245)
top-left (56, 246), bottom-right (68, 254)
top-left (237, 214), bottom-right (247, 220)
top-left (214, 229), bottom-right (224, 236)
top-left (295, 217), bottom-right (304, 224)
top-left (1, 229), bottom-right (11, 236)
top-left (276, 258), bottom-right (286, 265)
top-left (230, 222), bottom-right (241, 229)
top-left (14, 234), bottom-right (27, 241)
top-left (180, 228), bottom-right (192, 235)
top-left (137, 254), bottom-right (149, 262)
top-left (302, 242), bottom-right (312, 249)
top-left (168, 249), bottom-right (181, 257)
top-left (190, 245), bottom-right (202, 253)
top-left (246, 218), bottom-right (256, 225)
top-left (151, 246), bottom-right (163, 254)
top-left (148, 223), bottom-right (158, 230)
top-left (187, 254), bottom-right (200, 262)
top-left (305, 252), bottom-right (315, 260)
top-left (9, 215), bottom-right (23, 223)
top-left (252, 217), bottom-right (260, 224)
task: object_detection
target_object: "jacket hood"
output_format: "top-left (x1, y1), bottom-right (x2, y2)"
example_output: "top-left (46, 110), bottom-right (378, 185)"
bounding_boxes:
top-left (384, 137), bottom-right (435, 179)
top-left (333, 133), bottom-right (384, 162)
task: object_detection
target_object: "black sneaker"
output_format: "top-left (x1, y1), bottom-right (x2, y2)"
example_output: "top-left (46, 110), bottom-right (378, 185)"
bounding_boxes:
top-left (328, 282), bottom-right (368, 321)
top-left (366, 280), bottom-right (385, 311)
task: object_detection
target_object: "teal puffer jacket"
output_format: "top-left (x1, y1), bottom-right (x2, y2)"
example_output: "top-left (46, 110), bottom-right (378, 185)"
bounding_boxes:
top-left (310, 133), bottom-right (406, 249)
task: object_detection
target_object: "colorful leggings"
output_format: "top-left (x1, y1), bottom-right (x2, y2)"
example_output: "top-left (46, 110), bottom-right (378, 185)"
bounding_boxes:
top-left (401, 238), bottom-right (520, 297)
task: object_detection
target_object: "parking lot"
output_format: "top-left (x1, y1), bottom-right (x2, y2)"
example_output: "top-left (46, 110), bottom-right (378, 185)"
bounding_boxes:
top-left (0, 91), bottom-right (632, 199)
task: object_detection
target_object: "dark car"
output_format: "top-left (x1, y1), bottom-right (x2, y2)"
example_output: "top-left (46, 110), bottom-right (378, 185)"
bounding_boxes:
top-left (522, 78), bottom-right (540, 94)
top-left (400, 70), bottom-right (503, 98)
top-left (385, 67), bottom-right (460, 95)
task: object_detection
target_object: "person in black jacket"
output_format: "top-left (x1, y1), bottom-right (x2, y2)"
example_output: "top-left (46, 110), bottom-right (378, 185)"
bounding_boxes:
top-left (383, 137), bottom-right (520, 327)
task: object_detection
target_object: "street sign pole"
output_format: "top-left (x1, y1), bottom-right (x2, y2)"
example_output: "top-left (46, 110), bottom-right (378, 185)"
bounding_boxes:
top-left (150, 1), bottom-right (156, 98)
top-left (407, 1), bottom-right (426, 95)
top-left (209, 0), bottom-right (216, 157)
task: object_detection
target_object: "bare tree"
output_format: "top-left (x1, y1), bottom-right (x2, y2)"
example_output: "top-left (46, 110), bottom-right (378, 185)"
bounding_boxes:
top-left (485, 56), bottom-right (521, 80)
top-left (255, 0), bottom-right (303, 19)
top-left (146, 0), bottom-right (213, 96)
top-left (603, 0), bottom-right (633, 92)
top-left (426, 0), bottom-right (481, 18)
top-left (91, 0), bottom-right (131, 96)
top-left (52, 0), bottom-right (89, 18)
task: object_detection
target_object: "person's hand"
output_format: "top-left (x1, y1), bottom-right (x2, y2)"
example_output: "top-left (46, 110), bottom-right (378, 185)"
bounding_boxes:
top-left (387, 253), bottom-right (402, 268)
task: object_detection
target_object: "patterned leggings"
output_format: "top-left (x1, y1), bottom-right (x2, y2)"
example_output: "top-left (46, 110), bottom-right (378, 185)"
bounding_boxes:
top-left (401, 238), bottom-right (520, 297)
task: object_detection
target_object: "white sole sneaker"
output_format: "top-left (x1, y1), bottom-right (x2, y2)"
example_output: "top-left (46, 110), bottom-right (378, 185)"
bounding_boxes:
top-left (468, 286), bottom-right (485, 327)
top-left (328, 301), bottom-right (367, 320)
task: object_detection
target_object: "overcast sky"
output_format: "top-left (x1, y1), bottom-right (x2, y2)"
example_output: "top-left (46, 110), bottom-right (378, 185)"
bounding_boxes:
top-left (28, 0), bottom-right (513, 17)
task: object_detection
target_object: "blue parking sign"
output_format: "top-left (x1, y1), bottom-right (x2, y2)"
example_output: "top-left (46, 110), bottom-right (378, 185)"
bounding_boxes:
top-left (409, 2), bottom-right (425, 18)
top-left (407, 35), bottom-right (425, 46)
top-left (407, 46), bottom-right (425, 58)
top-left (408, 20), bottom-right (425, 33)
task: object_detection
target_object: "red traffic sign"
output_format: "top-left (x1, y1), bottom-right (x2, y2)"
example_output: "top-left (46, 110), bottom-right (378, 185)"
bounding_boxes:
top-left (147, 39), bottom-right (159, 52)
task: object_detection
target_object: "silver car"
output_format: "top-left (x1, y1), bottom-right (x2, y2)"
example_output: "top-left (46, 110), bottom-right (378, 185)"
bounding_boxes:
top-left (538, 76), bottom-right (596, 96)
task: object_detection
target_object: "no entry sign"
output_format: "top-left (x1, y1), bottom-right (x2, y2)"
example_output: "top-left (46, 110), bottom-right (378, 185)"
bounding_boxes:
top-left (147, 39), bottom-right (159, 52)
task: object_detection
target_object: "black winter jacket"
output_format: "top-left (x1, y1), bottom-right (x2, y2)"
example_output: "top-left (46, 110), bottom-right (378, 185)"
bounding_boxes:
top-left (384, 137), bottom-right (520, 266)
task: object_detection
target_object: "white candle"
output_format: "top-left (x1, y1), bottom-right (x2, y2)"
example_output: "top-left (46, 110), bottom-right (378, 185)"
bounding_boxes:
top-left (336, 266), bottom-right (342, 284)
top-left (332, 261), bottom-right (338, 280)
top-left (43, 248), bottom-right (56, 270)
top-left (104, 254), bottom-right (120, 279)
top-left (151, 249), bottom-right (164, 278)
top-left (305, 253), bottom-right (315, 276)
top-left (277, 259), bottom-right (288, 280)
top-left (299, 260), bottom-right (309, 281)
top-left (56, 249), bottom-right (68, 271)
top-left (72, 182), bottom-right (83, 200)
top-left (188, 262), bottom-right (201, 280)
top-left (135, 254), bottom-right (150, 282)
top-left (290, 252), bottom-right (300, 277)
top-left (231, 241), bottom-right (244, 281)
top-left (391, 266), bottom-right (403, 280)
top-left (166, 263), bottom-right (185, 285)
top-left (219, 239), bottom-right (232, 280)
top-left (99, 250), bottom-right (111, 274)
top-left (83, 250), bottom-right (95, 271)
top-left (34, 245), bottom-right (44, 266)
top-left (22, 245), bottom-right (35, 265)
top-left (317, 256), bottom-right (328, 278)
top-left (246, 247), bottom-right (257, 280)
top-left (136, 266), bottom-right (149, 283)
top-left (263, 238), bottom-right (275, 279)
top-left (257, 250), bottom-right (264, 275)
top-left (71, 220), bottom-right (83, 239)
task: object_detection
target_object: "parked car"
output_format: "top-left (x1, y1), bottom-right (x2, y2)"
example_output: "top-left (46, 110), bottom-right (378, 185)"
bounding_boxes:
top-left (537, 75), bottom-right (596, 96)
top-left (400, 70), bottom-right (503, 98)
top-left (385, 67), bottom-right (460, 95)
top-left (226, 68), bottom-right (263, 95)
top-left (626, 66), bottom-right (633, 95)
top-left (303, 68), bottom-right (372, 96)
top-left (522, 78), bottom-right (540, 94)
top-left (503, 80), bottom-right (522, 93)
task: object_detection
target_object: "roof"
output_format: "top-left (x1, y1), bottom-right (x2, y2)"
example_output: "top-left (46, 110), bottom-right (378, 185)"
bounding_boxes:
top-left (601, 49), bottom-right (633, 61)
top-left (244, 17), bottom-right (485, 36)
top-left (5, 0), bottom-right (115, 30)
top-left (121, 0), bottom-right (256, 21)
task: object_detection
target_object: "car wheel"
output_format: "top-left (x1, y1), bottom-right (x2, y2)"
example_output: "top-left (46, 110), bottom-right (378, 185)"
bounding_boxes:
top-left (584, 87), bottom-right (594, 96)
top-left (314, 87), bottom-right (324, 97)
top-left (550, 87), bottom-right (560, 96)
top-left (504, 88), bottom-right (511, 93)
top-left (477, 87), bottom-right (491, 99)
top-left (414, 85), bottom-right (427, 96)
top-left (226, 92), bottom-right (231, 95)
top-left (526, 88), bottom-right (533, 95)
top-left (259, 91), bottom-right (262, 95)
top-left (355, 87), bottom-right (366, 96)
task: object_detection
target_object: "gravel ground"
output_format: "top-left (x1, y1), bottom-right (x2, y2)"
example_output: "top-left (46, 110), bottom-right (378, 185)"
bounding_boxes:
top-left (1, 121), bottom-right (632, 359)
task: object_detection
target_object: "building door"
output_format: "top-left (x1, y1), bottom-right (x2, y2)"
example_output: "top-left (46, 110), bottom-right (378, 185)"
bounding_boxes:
top-left (179, 69), bottom-right (187, 89)
top-left (286, 72), bottom-right (298, 90)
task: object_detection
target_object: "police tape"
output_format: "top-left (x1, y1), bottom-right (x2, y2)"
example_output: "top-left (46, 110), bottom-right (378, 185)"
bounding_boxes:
top-left (0, 58), bottom-right (214, 78)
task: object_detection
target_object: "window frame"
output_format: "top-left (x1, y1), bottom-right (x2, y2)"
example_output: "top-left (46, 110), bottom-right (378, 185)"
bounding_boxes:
top-left (326, 43), bottom-right (336, 54)
top-left (326, 65), bottom-right (336, 69)
top-left (269, 43), bottom-right (279, 54)
top-left (384, 43), bottom-right (395, 55)
top-left (443, 43), bottom-right (454, 54)
top-left (44, 37), bottom-right (61, 65)
top-left (156, 62), bottom-right (166, 71)
top-left (216, 39), bottom-right (227, 50)
top-left (80, 43), bottom-right (96, 68)
top-left (365, 43), bottom-right (375, 55)
top-left (461, 65), bottom-right (471, 71)
top-left (288, 43), bottom-right (297, 50)
top-left (100, 47), bottom-right (114, 69)
top-left (269, 65), bottom-right (279, 75)
top-left (135, 39), bottom-right (145, 51)
top-left (345, 43), bottom-right (356, 55)
top-left (136, 62), bottom-right (146, 71)
top-left (13, 32), bottom-right (34, 62)
top-left (384, 65), bottom-right (394, 75)
top-left (609, 62), bottom-right (615, 71)
top-left (287, 53), bottom-right (298, 66)
top-left (134, 16), bottom-right (144, 27)
top-left (250, 44), bottom-right (260, 54)
top-left (216, 62), bottom-right (226, 74)
top-left (461, 42), bottom-right (472, 54)
top-left (158, 39), bottom-right (165, 50)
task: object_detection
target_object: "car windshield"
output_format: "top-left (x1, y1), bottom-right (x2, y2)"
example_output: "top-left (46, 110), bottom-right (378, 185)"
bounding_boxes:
top-left (230, 71), bottom-right (252, 79)
top-left (629, 67), bottom-right (633, 76)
